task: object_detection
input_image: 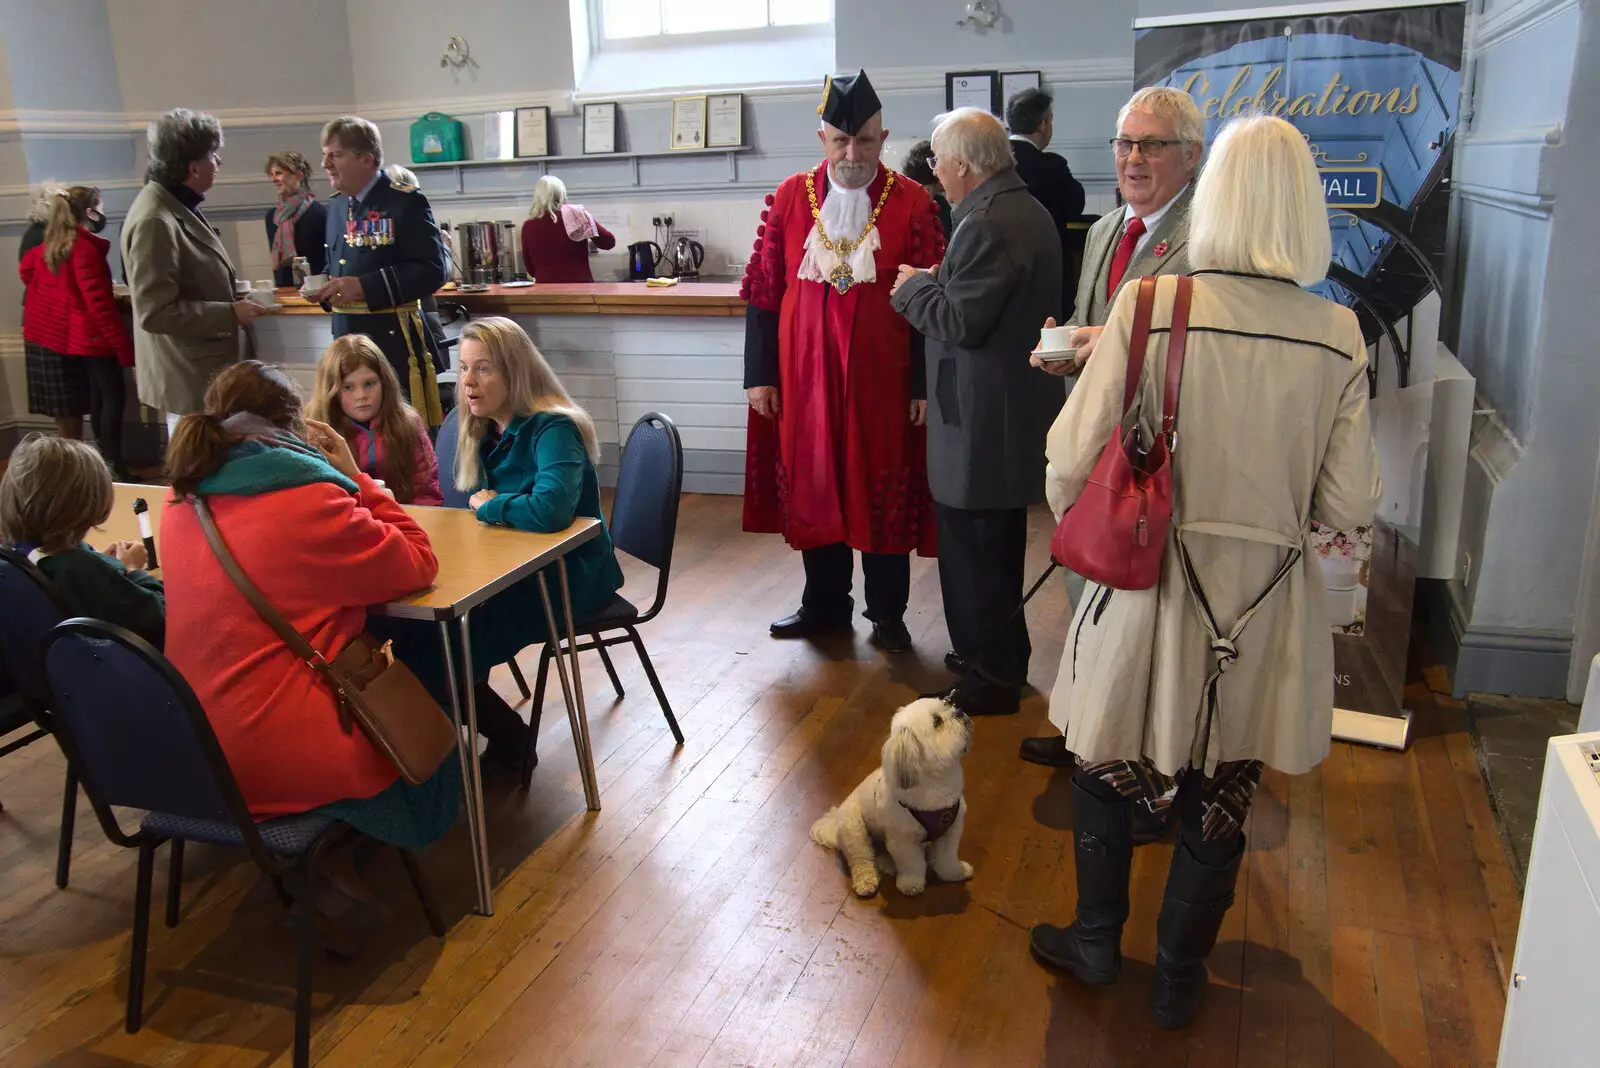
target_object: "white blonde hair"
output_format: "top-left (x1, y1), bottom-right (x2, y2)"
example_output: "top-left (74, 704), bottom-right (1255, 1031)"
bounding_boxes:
top-left (454, 316), bottom-right (600, 491)
top-left (529, 175), bottom-right (567, 221)
top-left (1189, 115), bottom-right (1332, 287)
top-left (1118, 86), bottom-right (1205, 147)
top-left (385, 164), bottom-right (420, 189)
top-left (930, 107), bottom-right (1014, 177)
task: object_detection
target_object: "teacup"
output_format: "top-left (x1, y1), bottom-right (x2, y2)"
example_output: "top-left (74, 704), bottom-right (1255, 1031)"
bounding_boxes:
top-left (247, 287), bottom-right (276, 307)
top-left (300, 273), bottom-right (330, 297)
top-left (1038, 325), bottom-right (1073, 353)
top-left (233, 279), bottom-right (249, 297)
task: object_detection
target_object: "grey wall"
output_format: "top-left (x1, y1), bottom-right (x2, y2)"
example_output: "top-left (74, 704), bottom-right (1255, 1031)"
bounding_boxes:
top-left (1441, 0), bottom-right (1598, 698)
top-left (346, 0), bottom-right (575, 105)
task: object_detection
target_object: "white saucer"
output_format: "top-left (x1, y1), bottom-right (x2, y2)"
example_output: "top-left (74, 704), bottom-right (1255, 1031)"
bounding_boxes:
top-left (1034, 347), bottom-right (1077, 361)
top-left (500, 280), bottom-right (535, 288)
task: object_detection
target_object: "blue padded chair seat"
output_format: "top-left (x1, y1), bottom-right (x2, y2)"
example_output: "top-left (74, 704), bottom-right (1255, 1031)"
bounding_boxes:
top-left (574, 593), bottom-right (641, 629)
top-left (141, 810), bottom-right (337, 857)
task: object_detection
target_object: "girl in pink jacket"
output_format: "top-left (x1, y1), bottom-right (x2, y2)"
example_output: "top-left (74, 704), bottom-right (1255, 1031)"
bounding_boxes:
top-left (308, 334), bottom-right (443, 506)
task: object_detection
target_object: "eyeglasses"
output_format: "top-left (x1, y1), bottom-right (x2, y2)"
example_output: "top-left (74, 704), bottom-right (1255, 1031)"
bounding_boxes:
top-left (1110, 137), bottom-right (1184, 158)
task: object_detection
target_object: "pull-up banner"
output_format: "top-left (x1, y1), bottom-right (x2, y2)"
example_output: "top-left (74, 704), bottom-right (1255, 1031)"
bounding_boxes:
top-left (1133, 1), bottom-right (1467, 749)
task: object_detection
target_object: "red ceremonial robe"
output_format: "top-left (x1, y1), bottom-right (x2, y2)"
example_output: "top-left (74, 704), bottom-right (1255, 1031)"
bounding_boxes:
top-left (740, 162), bottom-right (945, 556)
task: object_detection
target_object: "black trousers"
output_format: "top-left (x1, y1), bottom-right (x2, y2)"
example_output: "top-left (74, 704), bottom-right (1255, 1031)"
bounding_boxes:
top-left (84, 359), bottom-right (126, 470)
top-left (800, 543), bottom-right (910, 623)
top-left (936, 503), bottom-right (1030, 706)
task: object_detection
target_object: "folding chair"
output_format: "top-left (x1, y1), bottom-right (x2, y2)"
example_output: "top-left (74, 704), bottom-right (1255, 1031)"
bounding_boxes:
top-left (44, 619), bottom-right (447, 1068)
top-left (0, 546), bottom-right (79, 885)
top-left (519, 411), bottom-right (685, 788)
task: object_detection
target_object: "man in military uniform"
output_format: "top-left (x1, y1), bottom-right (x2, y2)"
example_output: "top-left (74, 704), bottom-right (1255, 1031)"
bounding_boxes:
top-left (313, 115), bottom-right (447, 425)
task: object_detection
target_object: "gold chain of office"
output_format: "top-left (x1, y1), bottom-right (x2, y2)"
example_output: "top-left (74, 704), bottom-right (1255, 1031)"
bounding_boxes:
top-left (805, 170), bottom-right (895, 294)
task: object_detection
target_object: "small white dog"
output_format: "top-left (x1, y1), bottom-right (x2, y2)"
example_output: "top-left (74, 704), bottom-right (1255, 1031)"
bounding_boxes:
top-left (810, 697), bottom-right (974, 897)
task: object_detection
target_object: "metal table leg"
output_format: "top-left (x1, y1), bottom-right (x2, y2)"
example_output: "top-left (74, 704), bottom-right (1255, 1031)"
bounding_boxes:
top-left (440, 614), bottom-right (494, 915)
top-left (536, 560), bottom-right (600, 811)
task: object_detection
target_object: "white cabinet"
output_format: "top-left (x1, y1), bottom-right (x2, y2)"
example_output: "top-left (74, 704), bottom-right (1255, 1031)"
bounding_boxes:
top-left (1496, 731), bottom-right (1600, 1067)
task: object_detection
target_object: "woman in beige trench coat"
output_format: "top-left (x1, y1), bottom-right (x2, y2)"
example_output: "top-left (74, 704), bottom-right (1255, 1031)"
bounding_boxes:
top-left (1028, 115), bottom-right (1380, 1029)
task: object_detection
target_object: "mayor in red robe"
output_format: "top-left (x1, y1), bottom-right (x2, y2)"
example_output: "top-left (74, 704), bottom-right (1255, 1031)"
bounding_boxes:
top-left (740, 69), bottom-right (945, 651)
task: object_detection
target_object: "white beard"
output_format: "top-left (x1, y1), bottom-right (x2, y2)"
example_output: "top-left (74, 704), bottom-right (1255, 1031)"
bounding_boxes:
top-left (797, 166), bottom-right (881, 290)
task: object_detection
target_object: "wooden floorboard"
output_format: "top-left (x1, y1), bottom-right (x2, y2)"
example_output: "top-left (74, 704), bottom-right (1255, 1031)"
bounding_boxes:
top-left (0, 496), bottom-right (1518, 1067)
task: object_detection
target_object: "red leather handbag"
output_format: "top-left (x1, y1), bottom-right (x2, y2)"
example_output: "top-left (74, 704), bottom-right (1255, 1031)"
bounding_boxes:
top-left (1050, 274), bottom-right (1193, 591)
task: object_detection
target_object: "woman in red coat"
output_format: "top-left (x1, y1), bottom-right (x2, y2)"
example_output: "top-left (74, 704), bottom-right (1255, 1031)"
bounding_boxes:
top-left (18, 186), bottom-right (134, 474)
top-left (161, 361), bottom-right (456, 853)
top-left (520, 175), bottom-right (616, 283)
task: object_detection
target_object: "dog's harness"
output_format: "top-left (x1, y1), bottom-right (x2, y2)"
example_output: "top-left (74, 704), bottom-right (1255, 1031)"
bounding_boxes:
top-left (901, 800), bottom-right (961, 842)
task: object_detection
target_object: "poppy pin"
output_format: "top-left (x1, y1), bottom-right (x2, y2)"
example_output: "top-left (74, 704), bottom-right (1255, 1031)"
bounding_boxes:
top-left (1152, 241), bottom-right (1169, 257)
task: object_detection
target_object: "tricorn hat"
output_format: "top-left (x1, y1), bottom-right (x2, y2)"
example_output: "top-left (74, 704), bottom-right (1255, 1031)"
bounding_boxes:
top-left (818, 69), bottom-right (882, 136)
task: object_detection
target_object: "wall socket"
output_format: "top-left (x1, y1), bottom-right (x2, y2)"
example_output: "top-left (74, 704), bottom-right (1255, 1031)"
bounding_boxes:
top-left (651, 215), bottom-right (674, 228)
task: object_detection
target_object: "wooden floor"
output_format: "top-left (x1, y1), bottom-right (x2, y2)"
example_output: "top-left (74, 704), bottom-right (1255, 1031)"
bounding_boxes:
top-left (0, 495), bottom-right (1520, 1067)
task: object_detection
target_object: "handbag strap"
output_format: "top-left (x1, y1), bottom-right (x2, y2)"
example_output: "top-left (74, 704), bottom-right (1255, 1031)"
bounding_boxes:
top-left (194, 498), bottom-right (345, 691)
top-left (1120, 275), bottom-right (1195, 443)
top-left (1162, 275), bottom-right (1194, 446)
top-left (1120, 276), bottom-right (1158, 424)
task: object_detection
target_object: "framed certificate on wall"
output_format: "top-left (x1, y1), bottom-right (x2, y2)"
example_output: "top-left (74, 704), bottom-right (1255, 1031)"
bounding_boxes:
top-left (945, 71), bottom-right (999, 116)
top-left (707, 93), bottom-right (743, 147)
top-left (670, 95), bottom-right (707, 150)
top-left (514, 106), bottom-right (550, 158)
top-left (1001, 70), bottom-right (1043, 109)
top-left (583, 102), bottom-right (617, 154)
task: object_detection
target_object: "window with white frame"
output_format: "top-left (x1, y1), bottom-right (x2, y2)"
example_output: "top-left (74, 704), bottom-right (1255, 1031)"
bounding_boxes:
top-left (600, 0), bottom-right (830, 41)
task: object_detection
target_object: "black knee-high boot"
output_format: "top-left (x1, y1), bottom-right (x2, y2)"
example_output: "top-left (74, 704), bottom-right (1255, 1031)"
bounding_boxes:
top-left (1149, 833), bottom-right (1245, 1028)
top-left (1029, 776), bottom-right (1134, 984)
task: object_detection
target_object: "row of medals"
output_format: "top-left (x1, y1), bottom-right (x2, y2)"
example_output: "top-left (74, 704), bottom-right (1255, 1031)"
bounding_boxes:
top-left (347, 216), bottom-right (395, 248)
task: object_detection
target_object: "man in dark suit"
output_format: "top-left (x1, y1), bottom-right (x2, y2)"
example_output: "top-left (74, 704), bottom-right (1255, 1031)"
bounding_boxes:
top-left (1006, 88), bottom-right (1085, 320)
top-left (313, 115), bottom-right (447, 427)
top-left (891, 108), bottom-right (1062, 718)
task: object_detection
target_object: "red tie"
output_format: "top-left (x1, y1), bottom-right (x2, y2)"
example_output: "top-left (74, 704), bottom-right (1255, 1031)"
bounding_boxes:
top-left (1106, 216), bottom-right (1147, 300)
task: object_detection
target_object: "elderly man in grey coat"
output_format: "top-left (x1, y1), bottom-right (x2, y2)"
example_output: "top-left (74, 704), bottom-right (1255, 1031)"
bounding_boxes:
top-left (891, 107), bottom-right (1062, 717)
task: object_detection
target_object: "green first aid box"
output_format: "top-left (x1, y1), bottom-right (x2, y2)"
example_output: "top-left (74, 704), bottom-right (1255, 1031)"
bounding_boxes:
top-left (410, 112), bottom-right (465, 163)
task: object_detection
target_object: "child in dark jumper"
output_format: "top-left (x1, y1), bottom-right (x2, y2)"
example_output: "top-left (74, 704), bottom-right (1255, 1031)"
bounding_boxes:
top-left (0, 434), bottom-right (165, 649)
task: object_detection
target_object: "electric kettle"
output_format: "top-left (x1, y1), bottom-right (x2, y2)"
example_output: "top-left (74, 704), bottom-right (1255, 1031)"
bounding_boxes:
top-left (628, 241), bottom-right (663, 280)
top-left (671, 237), bottom-right (705, 279)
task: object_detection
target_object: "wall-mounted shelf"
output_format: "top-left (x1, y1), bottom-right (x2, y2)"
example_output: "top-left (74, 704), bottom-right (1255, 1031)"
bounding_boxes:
top-left (410, 146), bottom-right (752, 197)
top-left (411, 146), bottom-right (750, 170)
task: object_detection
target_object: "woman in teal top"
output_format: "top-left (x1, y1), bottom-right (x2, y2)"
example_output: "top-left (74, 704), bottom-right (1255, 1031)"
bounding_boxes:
top-left (380, 316), bottom-right (622, 773)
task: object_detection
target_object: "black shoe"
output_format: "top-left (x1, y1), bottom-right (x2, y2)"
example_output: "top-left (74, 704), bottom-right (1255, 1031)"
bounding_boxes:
top-left (1150, 835), bottom-right (1245, 1029)
top-left (1030, 777), bottom-right (1134, 984)
top-left (770, 607), bottom-right (853, 639)
top-left (921, 684), bottom-right (1018, 717)
top-left (944, 651), bottom-right (967, 675)
top-left (870, 619), bottom-right (912, 652)
top-left (1019, 735), bottom-right (1073, 768)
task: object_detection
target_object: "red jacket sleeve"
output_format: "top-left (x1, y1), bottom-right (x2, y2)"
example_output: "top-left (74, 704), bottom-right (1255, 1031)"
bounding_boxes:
top-left (908, 189), bottom-right (948, 271)
top-left (73, 235), bottom-right (135, 367)
top-left (408, 411), bottom-right (444, 506)
top-left (593, 222), bottom-right (616, 251)
top-left (739, 181), bottom-right (789, 314)
top-left (291, 476), bottom-right (439, 607)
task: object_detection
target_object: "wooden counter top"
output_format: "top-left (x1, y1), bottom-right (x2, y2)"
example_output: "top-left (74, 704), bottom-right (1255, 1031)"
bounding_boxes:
top-left (115, 281), bottom-right (746, 319)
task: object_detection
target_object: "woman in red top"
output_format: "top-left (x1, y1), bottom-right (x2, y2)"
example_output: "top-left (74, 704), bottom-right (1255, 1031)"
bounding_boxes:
top-left (161, 361), bottom-right (455, 851)
top-left (520, 175), bottom-right (616, 283)
top-left (18, 186), bottom-right (134, 474)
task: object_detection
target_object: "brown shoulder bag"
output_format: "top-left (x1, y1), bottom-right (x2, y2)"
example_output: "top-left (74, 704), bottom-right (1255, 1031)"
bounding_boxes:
top-left (195, 498), bottom-right (458, 785)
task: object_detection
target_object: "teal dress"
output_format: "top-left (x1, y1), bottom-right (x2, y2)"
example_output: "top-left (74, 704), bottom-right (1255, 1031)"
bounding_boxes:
top-left (377, 411), bottom-right (624, 701)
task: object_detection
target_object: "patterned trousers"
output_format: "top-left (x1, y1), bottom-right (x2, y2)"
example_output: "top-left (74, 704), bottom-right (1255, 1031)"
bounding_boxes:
top-left (1077, 758), bottom-right (1264, 842)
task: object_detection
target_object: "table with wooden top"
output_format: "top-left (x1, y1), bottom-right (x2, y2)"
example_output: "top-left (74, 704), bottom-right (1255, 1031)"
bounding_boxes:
top-left (105, 484), bottom-right (601, 915)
